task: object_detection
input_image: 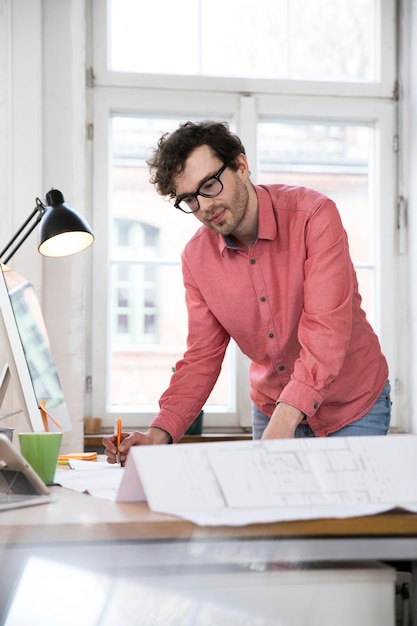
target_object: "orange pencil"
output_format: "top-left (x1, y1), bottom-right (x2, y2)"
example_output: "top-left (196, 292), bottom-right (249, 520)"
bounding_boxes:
top-left (115, 417), bottom-right (122, 465)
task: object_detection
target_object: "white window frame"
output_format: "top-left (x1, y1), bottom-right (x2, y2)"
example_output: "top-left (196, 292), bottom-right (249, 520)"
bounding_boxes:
top-left (89, 0), bottom-right (400, 431)
top-left (92, 0), bottom-right (396, 99)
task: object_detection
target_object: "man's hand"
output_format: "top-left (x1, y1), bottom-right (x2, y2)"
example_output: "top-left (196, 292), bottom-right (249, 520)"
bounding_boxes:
top-left (261, 402), bottom-right (305, 439)
top-left (102, 427), bottom-right (171, 465)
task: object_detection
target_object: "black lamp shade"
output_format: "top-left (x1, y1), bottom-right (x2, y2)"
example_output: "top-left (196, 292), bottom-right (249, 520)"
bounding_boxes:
top-left (38, 189), bottom-right (94, 257)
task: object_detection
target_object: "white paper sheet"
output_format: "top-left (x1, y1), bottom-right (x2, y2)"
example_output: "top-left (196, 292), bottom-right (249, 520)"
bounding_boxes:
top-left (55, 462), bottom-right (124, 501)
top-left (116, 435), bottom-right (417, 525)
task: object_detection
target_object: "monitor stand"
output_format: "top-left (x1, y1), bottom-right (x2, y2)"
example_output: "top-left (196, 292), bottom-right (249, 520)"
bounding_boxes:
top-left (0, 363), bottom-right (23, 420)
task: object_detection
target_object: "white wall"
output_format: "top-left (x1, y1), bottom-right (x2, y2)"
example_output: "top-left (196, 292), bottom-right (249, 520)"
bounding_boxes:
top-left (41, 0), bottom-right (91, 452)
top-left (0, 0), bottom-right (44, 439)
top-left (0, 0), bottom-right (91, 452)
top-left (403, 0), bottom-right (417, 432)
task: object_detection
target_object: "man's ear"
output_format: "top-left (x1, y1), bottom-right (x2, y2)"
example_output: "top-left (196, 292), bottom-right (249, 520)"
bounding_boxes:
top-left (236, 153), bottom-right (250, 178)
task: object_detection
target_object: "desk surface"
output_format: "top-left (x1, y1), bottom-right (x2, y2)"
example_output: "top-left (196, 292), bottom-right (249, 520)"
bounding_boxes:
top-left (2, 486), bottom-right (417, 546)
top-left (3, 487), bottom-right (410, 626)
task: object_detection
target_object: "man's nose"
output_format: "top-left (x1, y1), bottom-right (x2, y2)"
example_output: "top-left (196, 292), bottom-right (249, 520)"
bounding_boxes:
top-left (197, 195), bottom-right (215, 213)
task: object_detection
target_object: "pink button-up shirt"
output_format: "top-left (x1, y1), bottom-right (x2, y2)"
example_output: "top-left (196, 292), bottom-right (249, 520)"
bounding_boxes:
top-left (151, 184), bottom-right (388, 442)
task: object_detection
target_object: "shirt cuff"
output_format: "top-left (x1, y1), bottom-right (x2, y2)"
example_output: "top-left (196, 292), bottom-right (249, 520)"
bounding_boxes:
top-left (277, 380), bottom-right (324, 418)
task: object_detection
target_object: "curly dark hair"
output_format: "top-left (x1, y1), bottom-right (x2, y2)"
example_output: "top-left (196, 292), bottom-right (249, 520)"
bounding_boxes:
top-left (147, 120), bottom-right (246, 198)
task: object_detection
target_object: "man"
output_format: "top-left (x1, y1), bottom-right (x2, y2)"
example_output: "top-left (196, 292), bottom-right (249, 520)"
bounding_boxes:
top-left (103, 120), bottom-right (391, 464)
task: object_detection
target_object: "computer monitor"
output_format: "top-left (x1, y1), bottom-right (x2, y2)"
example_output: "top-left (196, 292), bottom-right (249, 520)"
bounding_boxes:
top-left (0, 265), bottom-right (71, 432)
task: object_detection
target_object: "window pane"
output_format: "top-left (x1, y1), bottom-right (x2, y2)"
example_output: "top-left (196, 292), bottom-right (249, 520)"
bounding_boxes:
top-left (110, 0), bottom-right (376, 82)
top-left (109, 116), bottom-right (233, 410)
top-left (258, 120), bottom-right (375, 325)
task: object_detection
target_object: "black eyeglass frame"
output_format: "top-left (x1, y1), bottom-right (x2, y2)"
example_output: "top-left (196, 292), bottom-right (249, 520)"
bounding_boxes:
top-left (174, 162), bottom-right (229, 213)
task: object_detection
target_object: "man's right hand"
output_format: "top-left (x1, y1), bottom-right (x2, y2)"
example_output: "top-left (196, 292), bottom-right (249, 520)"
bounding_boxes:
top-left (102, 427), bottom-right (171, 465)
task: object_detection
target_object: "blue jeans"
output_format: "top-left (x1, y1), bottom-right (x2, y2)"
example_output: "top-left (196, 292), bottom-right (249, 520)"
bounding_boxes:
top-left (252, 380), bottom-right (392, 440)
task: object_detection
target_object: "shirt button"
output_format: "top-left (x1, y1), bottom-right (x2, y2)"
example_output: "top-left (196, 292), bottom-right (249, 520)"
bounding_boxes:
top-left (278, 365), bottom-right (285, 371)
top-left (250, 259), bottom-right (256, 265)
top-left (260, 296), bottom-right (266, 302)
top-left (313, 402), bottom-right (319, 409)
top-left (268, 333), bottom-right (274, 338)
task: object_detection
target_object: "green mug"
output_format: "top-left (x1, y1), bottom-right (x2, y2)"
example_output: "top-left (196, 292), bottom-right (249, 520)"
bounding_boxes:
top-left (19, 432), bottom-right (62, 485)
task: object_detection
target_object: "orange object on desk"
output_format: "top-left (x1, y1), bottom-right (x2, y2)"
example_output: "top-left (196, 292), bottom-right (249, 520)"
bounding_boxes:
top-left (57, 452), bottom-right (97, 465)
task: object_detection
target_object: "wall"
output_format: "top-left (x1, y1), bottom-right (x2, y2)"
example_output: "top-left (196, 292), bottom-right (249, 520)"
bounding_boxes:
top-left (0, 0), bottom-right (90, 453)
top-left (41, 0), bottom-right (91, 452)
top-left (0, 0), bottom-right (44, 439)
top-left (404, 0), bottom-right (417, 432)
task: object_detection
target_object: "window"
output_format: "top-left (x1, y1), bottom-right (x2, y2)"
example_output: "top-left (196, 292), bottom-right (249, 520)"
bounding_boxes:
top-left (90, 0), bottom-right (398, 430)
top-left (109, 0), bottom-right (377, 83)
top-left (112, 219), bottom-right (159, 345)
top-left (97, 113), bottom-right (237, 421)
top-left (258, 120), bottom-right (376, 324)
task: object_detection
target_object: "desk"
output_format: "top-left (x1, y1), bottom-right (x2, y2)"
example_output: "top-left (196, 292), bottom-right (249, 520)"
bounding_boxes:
top-left (1, 487), bottom-right (416, 625)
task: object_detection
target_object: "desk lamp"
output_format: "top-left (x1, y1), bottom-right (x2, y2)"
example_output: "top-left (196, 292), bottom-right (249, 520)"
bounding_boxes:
top-left (0, 189), bottom-right (94, 264)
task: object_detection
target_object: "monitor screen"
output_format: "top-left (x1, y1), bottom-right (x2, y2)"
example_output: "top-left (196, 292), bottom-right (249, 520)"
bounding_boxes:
top-left (0, 265), bottom-right (71, 432)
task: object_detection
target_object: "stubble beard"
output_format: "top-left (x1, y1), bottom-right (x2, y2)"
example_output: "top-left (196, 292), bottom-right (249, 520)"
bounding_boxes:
top-left (208, 178), bottom-right (250, 238)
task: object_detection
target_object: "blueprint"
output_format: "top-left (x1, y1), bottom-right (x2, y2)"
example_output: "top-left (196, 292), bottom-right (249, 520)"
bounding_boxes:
top-left (116, 434), bottom-right (417, 525)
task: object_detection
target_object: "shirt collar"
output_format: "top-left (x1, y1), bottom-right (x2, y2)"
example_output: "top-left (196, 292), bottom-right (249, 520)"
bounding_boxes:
top-left (218, 185), bottom-right (277, 254)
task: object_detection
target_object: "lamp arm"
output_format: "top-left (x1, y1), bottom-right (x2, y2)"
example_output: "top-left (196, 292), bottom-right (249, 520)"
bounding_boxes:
top-left (0, 200), bottom-right (46, 264)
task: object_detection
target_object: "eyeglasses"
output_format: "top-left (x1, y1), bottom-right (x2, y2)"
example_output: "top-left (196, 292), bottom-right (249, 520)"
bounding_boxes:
top-left (174, 163), bottom-right (228, 214)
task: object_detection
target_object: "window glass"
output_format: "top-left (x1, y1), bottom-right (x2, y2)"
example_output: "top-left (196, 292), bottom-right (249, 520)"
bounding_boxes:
top-left (109, 0), bottom-right (375, 82)
top-left (258, 120), bottom-right (374, 322)
top-left (109, 116), bottom-right (233, 411)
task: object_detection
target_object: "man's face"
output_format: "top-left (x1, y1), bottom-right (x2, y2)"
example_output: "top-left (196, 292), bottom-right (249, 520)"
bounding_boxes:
top-left (173, 145), bottom-right (251, 238)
